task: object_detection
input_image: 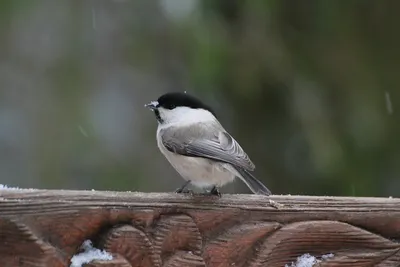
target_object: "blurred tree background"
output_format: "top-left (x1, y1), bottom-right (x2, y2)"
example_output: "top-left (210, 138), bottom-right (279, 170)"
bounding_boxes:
top-left (0, 0), bottom-right (398, 197)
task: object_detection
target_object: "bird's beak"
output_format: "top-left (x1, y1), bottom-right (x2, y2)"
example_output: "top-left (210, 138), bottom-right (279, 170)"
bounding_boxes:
top-left (144, 101), bottom-right (159, 110)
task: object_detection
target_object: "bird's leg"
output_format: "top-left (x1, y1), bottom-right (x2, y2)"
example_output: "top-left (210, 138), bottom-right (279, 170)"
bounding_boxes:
top-left (175, 180), bottom-right (192, 194)
top-left (209, 186), bottom-right (222, 197)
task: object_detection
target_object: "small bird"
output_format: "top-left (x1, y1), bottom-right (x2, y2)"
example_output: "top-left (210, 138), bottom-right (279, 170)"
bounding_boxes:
top-left (145, 92), bottom-right (271, 196)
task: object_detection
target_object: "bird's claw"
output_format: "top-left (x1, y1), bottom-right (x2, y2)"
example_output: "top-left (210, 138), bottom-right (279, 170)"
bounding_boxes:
top-left (207, 186), bottom-right (221, 197)
top-left (175, 188), bottom-right (193, 194)
top-left (175, 180), bottom-right (192, 194)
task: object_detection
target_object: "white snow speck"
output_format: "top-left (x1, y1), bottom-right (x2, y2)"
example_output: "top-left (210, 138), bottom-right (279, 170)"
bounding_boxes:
top-left (285, 254), bottom-right (319, 267)
top-left (0, 184), bottom-right (20, 190)
top-left (321, 253), bottom-right (334, 260)
top-left (285, 253), bottom-right (334, 267)
top-left (385, 91), bottom-right (393, 115)
top-left (70, 240), bottom-right (113, 267)
top-left (78, 125), bottom-right (89, 137)
top-left (92, 9), bottom-right (97, 30)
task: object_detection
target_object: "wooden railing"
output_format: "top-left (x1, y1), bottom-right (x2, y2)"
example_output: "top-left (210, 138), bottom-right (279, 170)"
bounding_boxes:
top-left (0, 189), bottom-right (399, 267)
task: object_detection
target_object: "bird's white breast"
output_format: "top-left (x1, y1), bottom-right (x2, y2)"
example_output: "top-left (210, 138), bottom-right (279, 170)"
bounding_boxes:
top-left (156, 126), bottom-right (236, 188)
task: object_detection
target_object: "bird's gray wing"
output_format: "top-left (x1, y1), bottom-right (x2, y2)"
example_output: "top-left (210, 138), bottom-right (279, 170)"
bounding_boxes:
top-left (160, 123), bottom-right (255, 171)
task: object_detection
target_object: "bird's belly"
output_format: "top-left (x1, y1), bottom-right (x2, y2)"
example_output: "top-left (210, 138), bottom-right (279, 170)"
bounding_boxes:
top-left (163, 151), bottom-right (235, 188)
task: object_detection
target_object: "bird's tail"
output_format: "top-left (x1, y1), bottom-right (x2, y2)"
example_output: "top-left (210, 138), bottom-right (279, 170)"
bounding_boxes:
top-left (234, 167), bottom-right (271, 195)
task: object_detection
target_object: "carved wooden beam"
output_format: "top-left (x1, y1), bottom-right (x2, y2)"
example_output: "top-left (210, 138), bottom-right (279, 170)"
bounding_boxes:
top-left (0, 189), bottom-right (399, 267)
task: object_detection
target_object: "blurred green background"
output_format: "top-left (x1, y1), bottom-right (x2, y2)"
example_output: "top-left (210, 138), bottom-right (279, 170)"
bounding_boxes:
top-left (0, 0), bottom-right (398, 197)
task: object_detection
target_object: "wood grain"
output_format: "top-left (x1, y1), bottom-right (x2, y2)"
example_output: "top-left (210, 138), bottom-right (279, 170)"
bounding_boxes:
top-left (0, 189), bottom-right (399, 267)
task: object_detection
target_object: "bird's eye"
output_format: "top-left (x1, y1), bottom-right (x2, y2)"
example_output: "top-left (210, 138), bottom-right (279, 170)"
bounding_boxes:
top-left (167, 104), bottom-right (176, 109)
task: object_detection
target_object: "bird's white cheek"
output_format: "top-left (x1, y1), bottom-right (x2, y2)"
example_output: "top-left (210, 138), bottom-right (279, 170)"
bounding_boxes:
top-left (157, 108), bottom-right (172, 124)
top-left (158, 107), bottom-right (216, 126)
top-left (157, 108), bottom-right (165, 118)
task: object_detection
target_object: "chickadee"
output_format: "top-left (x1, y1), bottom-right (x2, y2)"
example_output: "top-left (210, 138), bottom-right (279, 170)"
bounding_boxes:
top-left (145, 92), bottom-right (271, 196)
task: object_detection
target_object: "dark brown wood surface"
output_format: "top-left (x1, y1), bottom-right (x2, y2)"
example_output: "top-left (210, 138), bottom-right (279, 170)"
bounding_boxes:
top-left (0, 189), bottom-right (399, 267)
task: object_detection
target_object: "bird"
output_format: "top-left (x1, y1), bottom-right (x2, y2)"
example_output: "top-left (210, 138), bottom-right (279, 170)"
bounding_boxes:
top-left (145, 92), bottom-right (271, 196)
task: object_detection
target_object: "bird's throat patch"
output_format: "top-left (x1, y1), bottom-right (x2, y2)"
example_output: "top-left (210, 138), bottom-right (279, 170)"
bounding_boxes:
top-left (154, 109), bottom-right (163, 123)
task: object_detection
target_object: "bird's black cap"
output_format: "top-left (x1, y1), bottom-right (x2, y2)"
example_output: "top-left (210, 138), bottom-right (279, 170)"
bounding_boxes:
top-left (157, 92), bottom-right (215, 115)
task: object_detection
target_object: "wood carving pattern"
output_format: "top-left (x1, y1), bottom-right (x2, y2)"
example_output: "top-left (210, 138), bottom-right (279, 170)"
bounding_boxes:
top-left (0, 190), bottom-right (399, 267)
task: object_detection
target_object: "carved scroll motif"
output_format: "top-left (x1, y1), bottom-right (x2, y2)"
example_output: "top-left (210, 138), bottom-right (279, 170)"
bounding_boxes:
top-left (0, 190), bottom-right (399, 267)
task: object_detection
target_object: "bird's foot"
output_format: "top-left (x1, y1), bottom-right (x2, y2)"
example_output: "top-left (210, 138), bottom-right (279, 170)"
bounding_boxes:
top-left (174, 180), bottom-right (192, 194)
top-left (206, 186), bottom-right (221, 197)
top-left (175, 188), bottom-right (194, 194)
